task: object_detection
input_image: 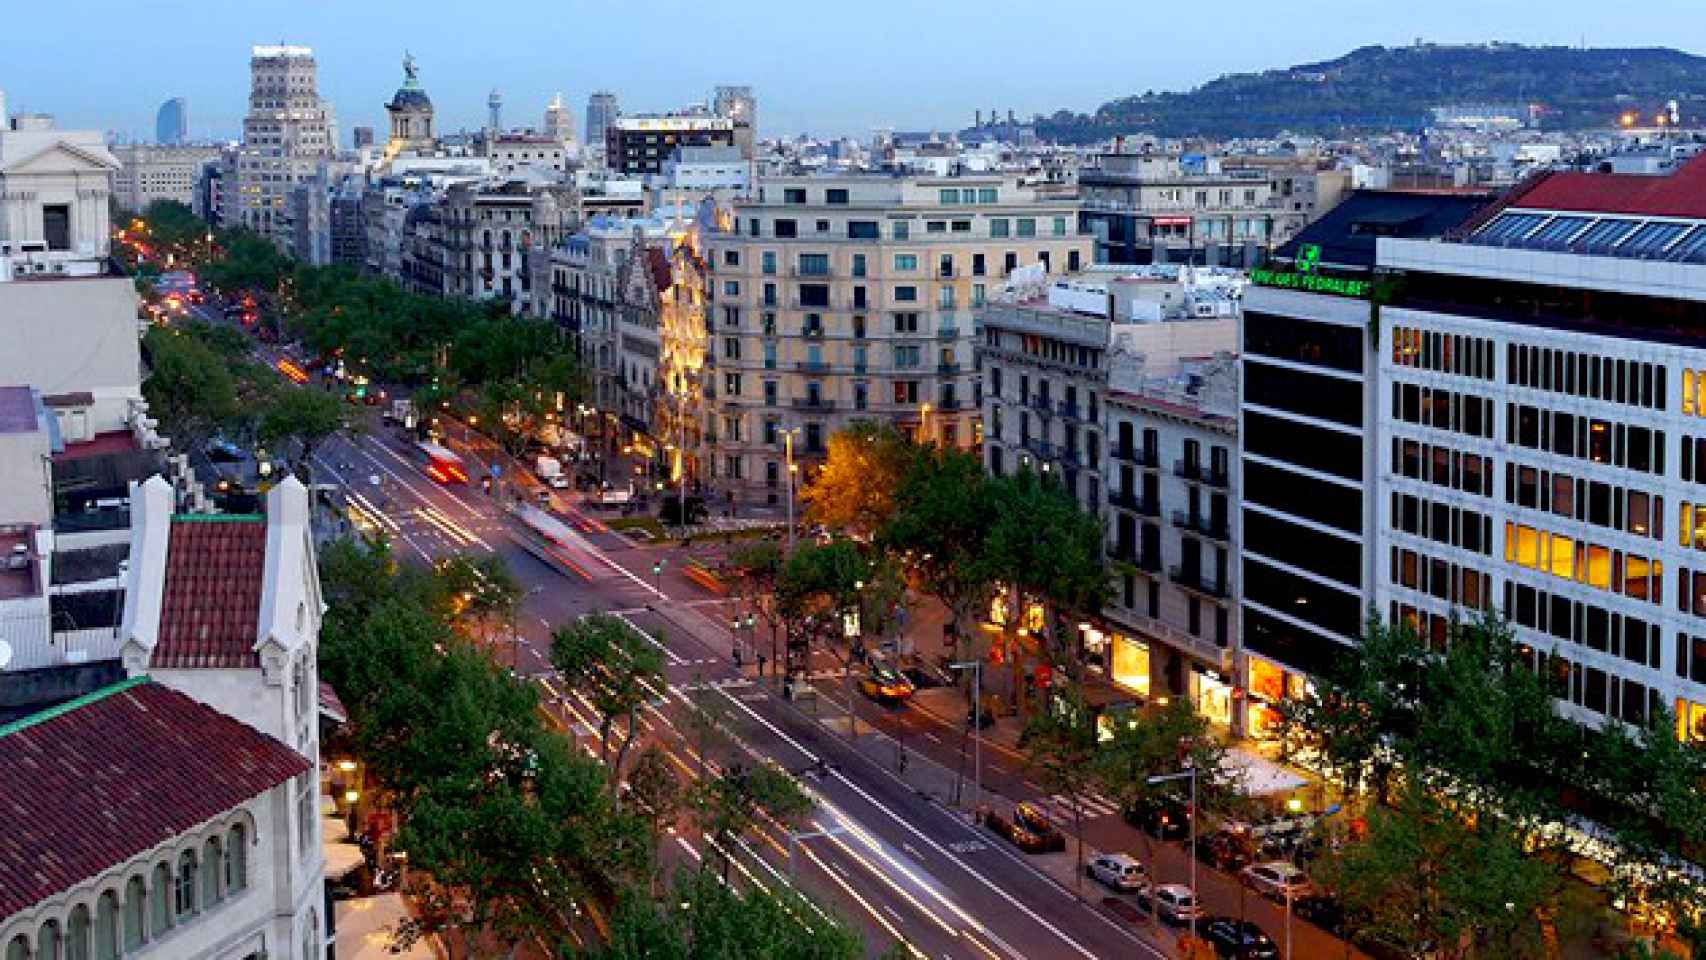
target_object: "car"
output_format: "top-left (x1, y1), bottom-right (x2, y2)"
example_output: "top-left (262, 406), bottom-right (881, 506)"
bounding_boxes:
top-left (1240, 861), bottom-right (1312, 901)
top-left (1135, 882), bottom-right (1200, 926)
top-left (1127, 797), bottom-right (1191, 840)
top-left (982, 802), bottom-right (1066, 854)
top-left (1195, 829), bottom-right (1256, 871)
top-left (1199, 916), bottom-right (1279, 959)
top-left (1086, 852), bottom-right (1147, 892)
top-left (858, 663), bottom-right (915, 703)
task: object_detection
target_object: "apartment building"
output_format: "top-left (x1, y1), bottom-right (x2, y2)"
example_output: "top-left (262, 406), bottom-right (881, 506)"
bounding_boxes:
top-left (1233, 190), bottom-right (1492, 738)
top-left (439, 179), bottom-right (576, 311)
top-left (235, 45), bottom-right (337, 248)
top-left (1078, 153), bottom-right (1312, 268)
top-left (607, 116), bottom-right (733, 176)
top-left (1374, 158), bottom-right (1706, 740)
top-left (110, 144), bottom-right (220, 214)
top-left (703, 174), bottom-right (1089, 504)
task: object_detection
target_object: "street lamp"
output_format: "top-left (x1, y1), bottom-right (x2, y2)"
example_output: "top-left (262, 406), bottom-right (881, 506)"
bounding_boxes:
top-left (949, 660), bottom-right (983, 809)
top-left (1148, 766), bottom-right (1200, 942)
top-left (783, 427), bottom-right (801, 554)
top-left (920, 402), bottom-right (932, 445)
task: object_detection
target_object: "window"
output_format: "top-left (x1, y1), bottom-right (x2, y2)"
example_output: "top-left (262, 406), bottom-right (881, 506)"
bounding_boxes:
top-left (225, 824), bottom-right (248, 892)
top-left (938, 287), bottom-right (956, 309)
top-left (826, 188), bottom-right (849, 205)
top-left (202, 838), bottom-right (222, 905)
top-left (926, 220), bottom-right (947, 234)
top-left (848, 220), bottom-right (878, 239)
top-left (123, 876), bottom-right (146, 949)
top-left (894, 254), bottom-right (917, 271)
top-left (95, 891), bottom-right (119, 960)
top-left (784, 188), bottom-right (807, 204)
top-left (1053, 216), bottom-right (1068, 237)
top-left (151, 863), bottom-right (173, 933)
top-left (798, 253), bottom-right (829, 276)
top-left (978, 188), bottom-right (998, 203)
top-left (175, 851), bottom-right (198, 918)
top-left (725, 373), bottom-right (743, 396)
top-left (852, 253), bottom-right (867, 278)
top-left (1017, 218), bottom-right (1036, 237)
top-left (895, 286), bottom-right (918, 302)
top-left (296, 773), bottom-right (315, 854)
top-left (761, 251), bottom-right (776, 274)
top-left (893, 220), bottom-right (910, 240)
top-left (990, 218), bottom-right (1010, 238)
top-left (723, 280), bottom-right (739, 296)
top-left (816, 219), bottom-right (830, 233)
top-left (972, 253), bottom-right (986, 277)
top-left (67, 906), bottom-right (90, 960)
top-left (939, 188), bottom-right (960, 205)
top-left (723, 249), bottom-right (740, 267)
top-left (44, 204), bottom-right (71, 251)
top-left (774, 219), bottom-right (797, 238)
top-left (952, 220), bottom-right (971, 233)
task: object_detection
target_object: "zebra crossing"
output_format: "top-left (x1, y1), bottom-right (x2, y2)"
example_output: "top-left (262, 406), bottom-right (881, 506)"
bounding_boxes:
top-left (1047, 791), bottom-right (1123, 820)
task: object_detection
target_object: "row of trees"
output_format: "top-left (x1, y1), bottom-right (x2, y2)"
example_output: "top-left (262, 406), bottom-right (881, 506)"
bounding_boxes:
top-left (318, 539), bottom-right (872, 957)
top-left (1280, 617), bottom-right (1706, 958)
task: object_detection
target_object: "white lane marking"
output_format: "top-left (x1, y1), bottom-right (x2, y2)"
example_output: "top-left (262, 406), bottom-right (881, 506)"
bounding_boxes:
top-left (360, 435), bottom-right (486, 521)
top-left (613, 612), bottom-right (686, 666)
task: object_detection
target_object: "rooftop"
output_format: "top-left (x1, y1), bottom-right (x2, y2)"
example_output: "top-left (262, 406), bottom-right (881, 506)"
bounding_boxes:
top-left (0, 677), bottom-right (309, 918)
top-left (1272, 189), bottom-right (1493, 270)
top-left (0, 387), bottom-right (36, 434)
top-left (152, 516), bottom-right (267, 669)
top-left (1505, 153), bottom-right (1706, 220)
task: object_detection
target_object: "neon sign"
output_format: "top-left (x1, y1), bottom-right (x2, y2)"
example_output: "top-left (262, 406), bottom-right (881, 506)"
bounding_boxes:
top-left (1250, 243), bottom-right (1372, 298)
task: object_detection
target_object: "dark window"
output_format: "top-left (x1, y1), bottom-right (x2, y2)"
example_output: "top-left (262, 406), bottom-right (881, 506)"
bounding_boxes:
top-left (1241, 460), bottom-right (1360, 533)
top-left (1243, 310), bottom-right (1363, 374)
top-left (1243, 608), bottom-right (1357, 675)
top-left (847, 220), bottom-right (879, 239)
top-left (799, 284), bottom-right (830, 308)
top-left (1244, 359), bottom-right (1361, 426)
top-left (826, 188), bottom-right (850, 205)
top-left (1243, 508), bottom-right (1362, 588)
top-left (1244, 411), bottom-right (1362, 481)
top-left (1244, 556), bottom-right (1363, 640)
top-left (774, 219), bottom-right (797, 238)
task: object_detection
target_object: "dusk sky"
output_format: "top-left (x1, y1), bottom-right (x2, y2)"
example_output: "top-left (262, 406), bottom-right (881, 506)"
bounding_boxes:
top-left (10, 0), bottom-right (1706, 142)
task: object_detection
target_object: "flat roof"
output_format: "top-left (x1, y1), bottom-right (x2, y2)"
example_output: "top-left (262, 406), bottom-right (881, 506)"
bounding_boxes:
top-left (0, 387), bottom-right (38, 435)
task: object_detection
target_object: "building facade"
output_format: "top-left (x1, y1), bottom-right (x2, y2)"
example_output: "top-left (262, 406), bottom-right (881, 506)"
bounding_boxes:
top-left (608, 116), bottom-right (734, 176)
top-left (585, 92), bottom-right (619, 166)
top-left (704, 174), bottom-right (1089, 504)
top-left (111, 144), bottom-right (221, 214)
top-left (1079, 154), bottom-right (1311, 268)
top-left (235, 45), bottom-right (337, 248)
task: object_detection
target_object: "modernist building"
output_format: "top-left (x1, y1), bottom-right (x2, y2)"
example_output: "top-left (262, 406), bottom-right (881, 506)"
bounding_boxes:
top-left (704, 174), bottom-right (1089, 504)
top-left (1078, 153), bottom-right (1316, 268)
top-left (111, 144), bottom-right (221, 214)
top-left (1374, 158), bottom-right (1706, 739)
top-left (155, 97), bottom-right (188, 145)
top-left (235, 45), bottom-right (337, 248)
top-left (607, 116), bottom-right (734, 176)
top-left (439, 178), bottom-right (577, 313)
top-left (585, 92), bottom-right (619, 166)
top-left (1234, 190), bottom-right (1490, 736)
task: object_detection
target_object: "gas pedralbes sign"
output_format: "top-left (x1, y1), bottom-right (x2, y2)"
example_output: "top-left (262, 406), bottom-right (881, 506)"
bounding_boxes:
top-left (1248, 243), bottom-right (1373, 298)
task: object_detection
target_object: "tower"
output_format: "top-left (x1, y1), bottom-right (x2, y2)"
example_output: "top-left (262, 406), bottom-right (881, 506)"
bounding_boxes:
top-left (713, 85), bottom-right (756, 159)
top-left (384, 51), bottom-right (435, 153)
top-left (155, 97), bottom-right (187, 144)
top-left (237, 44), bottom-right (334, 247)
top-left (544, 92), bottom-right (575, 146)
top-left (585, 91), bottom-right (619, 164)
top-left (487, 88), bottom-right (504, 136)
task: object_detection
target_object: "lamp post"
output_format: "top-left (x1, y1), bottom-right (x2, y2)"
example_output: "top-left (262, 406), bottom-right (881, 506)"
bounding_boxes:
top-left (1148, 766), bottom-right (1199, 942)
top-left (784, 428), bottom-right (800, 554)
top-left (949, 660), bottom-right (983, 809)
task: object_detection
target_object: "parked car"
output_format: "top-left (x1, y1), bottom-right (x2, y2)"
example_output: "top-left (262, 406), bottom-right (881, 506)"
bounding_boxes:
top-left (983, 802), bottom-right (1066, 854)
top-left (1135, 882), bottom-right (1200, 926)
top-left (858, 662), bottom-right (915, 703)
top-left (1292, 894), bottom-right (1346, 935)
top-left (1086, 853), bottom-right (1146, 892)
top-left (1240, 861), bottom-right (1312, 901)
top-left (1127, 797), bottom-right (1191, 840)
top-left (1199, 917), bottom-right (1279, 959)
top-left (1194, 829), bottom-right (1255, 871)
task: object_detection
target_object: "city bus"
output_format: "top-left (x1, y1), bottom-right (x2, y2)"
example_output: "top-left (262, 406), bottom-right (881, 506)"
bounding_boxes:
top-left (414, 441), bottom-right (469, 484)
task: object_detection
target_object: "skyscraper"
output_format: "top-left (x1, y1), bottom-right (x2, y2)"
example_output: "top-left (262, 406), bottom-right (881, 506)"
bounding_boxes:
top-left (155, 97), bottom-right (187, 144)
top-left (713, 85), bottom-right (756, 158)
top-left (543, 93), bottom-right (575, 146)
top-left (236, 45), bottom-right (335, 248)
top-left (585, 91), bottom-right (619, 163)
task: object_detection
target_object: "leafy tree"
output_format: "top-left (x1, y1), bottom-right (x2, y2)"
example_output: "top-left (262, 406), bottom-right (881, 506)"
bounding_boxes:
top-left (597, 868), bottom-right (864, 960)
top-left (776, 539), bottom-right (869, 697)
top-left (690, 760), bottom-right (814, 882)
top-left (801, 421), bottom-right (916, 536)
top-left (431, 553), bottom-right (524, 644)
top-left (550, 614), bottom-right (666, 789)
top-left (879, 445), bottom-right (999, 661)
top-left (1020, 685), bottom-right (1100, 886)
top-left (141, 324), bottom-right (237, 455)
top-left (625, 744), bottom-right (683, 891)
top-left (728, 541), bottom-right (785, 674)
top-left (258, 383), bottom-right (348, 478)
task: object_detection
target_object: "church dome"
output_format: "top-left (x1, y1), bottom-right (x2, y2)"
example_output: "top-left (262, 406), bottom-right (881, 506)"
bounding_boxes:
top-left (388, 87), bottom-right (433, 113)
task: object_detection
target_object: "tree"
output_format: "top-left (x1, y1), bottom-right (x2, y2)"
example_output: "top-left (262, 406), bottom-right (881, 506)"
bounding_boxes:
top-left (728, 541), bottom-right (785, 674)
top-left (1021, 686), bottom-right (1100, 887)
top-left (550, 614), bottom-right (666, 789)
top-left (597, 867), bottom-right (864, 960)
top-left (258, 383), bottom-right (348, 478)
top-left (141, 325), bottom-right (237, 455)
top-left (879, 445), bottom-right (999, 662)
top-left (690, 760), bottom-right (814, 882)
top-left (624, 744), bottom-right (683, 892)
top-left (431, 553), bottom-right (524, 646)
top-left (801, 421), bottom-right (916, 536)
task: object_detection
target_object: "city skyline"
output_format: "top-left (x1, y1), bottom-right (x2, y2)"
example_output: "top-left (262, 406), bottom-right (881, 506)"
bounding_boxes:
top-left (11, 0), bottom-right (1706, 142)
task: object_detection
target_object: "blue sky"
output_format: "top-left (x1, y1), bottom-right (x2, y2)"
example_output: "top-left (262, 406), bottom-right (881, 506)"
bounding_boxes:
top-left (9, 0), bottom-right (1706, 142)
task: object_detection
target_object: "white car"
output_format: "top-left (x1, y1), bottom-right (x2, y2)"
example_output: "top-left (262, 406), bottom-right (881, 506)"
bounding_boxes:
top-left (547, 473), bottom-right (570, 490)
top-left (1087, 853), bottom-right (1146, 892)
top-left (1138, 882), bottom-right (1200, 925)
top-left (1241, 861), bottom-right (1312, 901)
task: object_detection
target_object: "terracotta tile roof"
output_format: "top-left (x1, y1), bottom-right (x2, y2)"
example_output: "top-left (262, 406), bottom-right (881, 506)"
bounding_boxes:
top-left (153, 516), bottom-right (267, 669)
top-left (0, 678), bottom-right (309, 919)
top-left (645, 247), bottom-right (673, 293)
top-left (1510, 153), bottom-right (1706, 219)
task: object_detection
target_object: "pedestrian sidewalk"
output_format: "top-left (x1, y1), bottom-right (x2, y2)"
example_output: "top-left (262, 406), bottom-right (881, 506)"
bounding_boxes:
top-left (335, 893), bottom-right (438, 960)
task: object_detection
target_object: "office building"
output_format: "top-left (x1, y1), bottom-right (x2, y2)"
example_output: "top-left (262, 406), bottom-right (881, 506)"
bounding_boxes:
top-left (705, 174), bottom-right (1089, 504)
top-left (1235, 190), bottom-right (1489, 736)
top-left (607, 115), bottom-right (734, 176)
top-left (111, 144), bottom-right (221, 214)
top-left (544, 93), bottom-right (575, 146)
top-left (585, 91), bottom-right (619, 164)
top-left (713, 85), bottom-right (756, 158)
top-left (235, 45), bottom-right (337, 248)
top-left (1372, 158), bottom-right (1706, 740)
top-left (155, 97), bottom-right (187, 145)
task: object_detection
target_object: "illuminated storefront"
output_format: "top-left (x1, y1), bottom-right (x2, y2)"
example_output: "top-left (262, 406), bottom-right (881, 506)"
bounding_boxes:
top-left (1244, 655), bottom-right (1310, 740)
top-left (1108, 633), bottom-right (1151, 698)
top-left (1191, 665), bottom-right (1233, 727)
top-left (1679, 697), bottom-right (1706, 743)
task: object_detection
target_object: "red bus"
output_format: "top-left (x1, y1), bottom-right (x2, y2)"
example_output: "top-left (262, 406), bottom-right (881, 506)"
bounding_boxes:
top-left (414, 441), bottom-right (469, 484)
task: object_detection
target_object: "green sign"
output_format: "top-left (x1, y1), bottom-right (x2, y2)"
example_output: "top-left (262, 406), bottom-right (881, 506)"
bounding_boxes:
top-left (1249, 265), bottom-right (1371, 299)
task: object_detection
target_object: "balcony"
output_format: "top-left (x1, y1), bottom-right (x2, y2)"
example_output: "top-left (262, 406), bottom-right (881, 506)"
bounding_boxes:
top-left (937, 362), bottom-right (961, 375)
top-left (1170, 565), bottom-right (1230, 600)
top-left (1107, 489), bottom-right (1159, 517)
top-left (1171, 510), bottom-right (1230, 541)
top-left (791, 266), bottom-right (833, 278)
top-left (1175, 460), bottom-right (1230, 488)
top-left (796, 360), bottom-right (830, 374)
top-left (1022, 437), bottom-right (1057, 460)
top-left (1027, 396), bottom-right (1054, 416)
top-left (1057, 401), bottom-right (1082, 421)
top-left (1110, 444), bottom-right (1161, 468)
top-left (1108, 540), bottom-right (1162, 573)
top-left (936, 326), bottom-right (960, 340)
top-left (937, 398), bottom-right (962, 412)
top-left (801, 326), bottom-right (826, 339)
top-left (792, 397), bottom-right (837, 412)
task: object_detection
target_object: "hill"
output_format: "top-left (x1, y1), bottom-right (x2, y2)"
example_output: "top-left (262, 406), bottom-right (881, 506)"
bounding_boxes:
top-left (1029, 43), bottom-right (1706, 142)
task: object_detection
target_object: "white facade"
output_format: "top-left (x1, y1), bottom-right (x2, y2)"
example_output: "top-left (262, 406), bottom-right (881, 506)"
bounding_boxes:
top-left (0, 277), bottom-right (145, 439)
top-left (235, 45), bottom-right (336, 249)
top-left (111, 144), bottom-right (220, 214)
top-left (0, 117), bottom-right (117, 274)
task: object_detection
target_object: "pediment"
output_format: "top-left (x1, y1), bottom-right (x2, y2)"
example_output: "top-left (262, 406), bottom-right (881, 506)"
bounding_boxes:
top-left (2, 140), bottom-right (121, 175)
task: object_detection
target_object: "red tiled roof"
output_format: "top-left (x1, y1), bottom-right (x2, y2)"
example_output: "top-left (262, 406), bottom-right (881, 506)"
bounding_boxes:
top-left (0, 678), bottom-right (309, 918)
top-left (52, 430), bottom-right (139, 462)
top-left (153, 517), bottom-right (267, 669)
top-left (1510, 153), bottom-right (1706, 219)
top-left (645, 247), bottom-right (673, 293)
top-left (318, 681), bottom-right (347, 724)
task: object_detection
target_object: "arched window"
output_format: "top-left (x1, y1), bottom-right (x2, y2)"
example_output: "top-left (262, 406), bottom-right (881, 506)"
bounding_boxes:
top-left (174, 851), bottom-right (197, 919)
top-left (122, 876), bottom-right (146, 949)
top-left (149, 863), bottom-right (172, 934)
top-left (34, 922), bottom-right (58, 960)
top-left (65, 906), bottom-right (88, 960)
top-left (94, 892), bottom-right (119, 960)
top-left (201, 837), bottom-right (222, 905)
top-left (225, 824), bottom-right (248, 892)
top-left (7, 933), bottom-right (32, 960)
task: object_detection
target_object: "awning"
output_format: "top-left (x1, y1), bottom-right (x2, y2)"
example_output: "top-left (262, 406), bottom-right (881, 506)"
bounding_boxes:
top-left (319, 681), bottom-right (348, 724)
top-left (1224, 746), bottom-right (1308, 797)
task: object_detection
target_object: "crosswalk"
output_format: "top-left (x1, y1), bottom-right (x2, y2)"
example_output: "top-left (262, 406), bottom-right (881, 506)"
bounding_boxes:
top-left (1047, 791), bottom-right (1123, 820)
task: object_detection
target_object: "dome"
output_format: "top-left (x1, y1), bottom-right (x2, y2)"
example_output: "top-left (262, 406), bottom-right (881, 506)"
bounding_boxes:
top-left (388, 87), bottom-right (433, 113)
